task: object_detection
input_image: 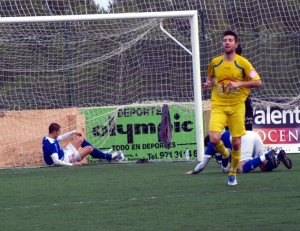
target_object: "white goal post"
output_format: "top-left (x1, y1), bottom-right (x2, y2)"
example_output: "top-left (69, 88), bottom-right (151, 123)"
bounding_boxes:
top-left (0, 11), bottom-right (205, 165)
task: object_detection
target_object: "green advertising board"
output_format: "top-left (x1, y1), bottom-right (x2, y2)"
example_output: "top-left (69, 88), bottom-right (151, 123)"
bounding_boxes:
top-left (80, 104), bottom-right (198, 161)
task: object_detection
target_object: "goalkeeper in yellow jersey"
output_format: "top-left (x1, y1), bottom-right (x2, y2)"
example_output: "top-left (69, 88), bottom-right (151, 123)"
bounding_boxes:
top-left (203, 30), bottom-right (262, 185)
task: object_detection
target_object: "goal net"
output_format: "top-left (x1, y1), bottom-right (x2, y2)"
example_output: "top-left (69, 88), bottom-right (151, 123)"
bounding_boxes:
top-left (0, 10), bottom-right (204, 167)
top-left (0, 0), bottom-right (299, 167)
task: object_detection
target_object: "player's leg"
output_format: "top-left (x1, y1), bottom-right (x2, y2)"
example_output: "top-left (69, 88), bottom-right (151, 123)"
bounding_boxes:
top-left (209, 106), bottom-right (230, 159)
top-left (239, 157), bottom-right (263, 173)
top-left (64, 142), bottom-right (85, 163)
top-left (230, 137), bottom-right (241, 174)
top-left (258, 149), bottom-right (292, 172)
top-left (237, 160), bottom-right (248, 173)
top-left (261, 150), bottom-right (292, 171)
top-left (260, 150), bottom-right (278, 170)
top-left (79, 138), bottom-right (119, 160)
top-left (242, 150), bottom-right (279, 173)
top-left (69, 135), bottom-right (117, 160)
top-left (227, 103), bottom-right (246, 185)
top-left (69, 135), bottom-right (93, 159)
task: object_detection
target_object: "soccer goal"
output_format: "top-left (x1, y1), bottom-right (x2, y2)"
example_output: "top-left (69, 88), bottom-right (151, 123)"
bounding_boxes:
top-left (0, 11), bottom-right (205, 167)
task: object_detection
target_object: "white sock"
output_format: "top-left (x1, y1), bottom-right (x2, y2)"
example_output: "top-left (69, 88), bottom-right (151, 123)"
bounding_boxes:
top-left (260, 155), bottom-right (266, 162)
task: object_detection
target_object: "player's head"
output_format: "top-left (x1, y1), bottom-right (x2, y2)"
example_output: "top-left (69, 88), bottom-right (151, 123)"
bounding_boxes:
top-left (223, 30), bottom-right (238, 54)
top-left (235, 44), bottom-right (242, 55)
top-left (223, 30), bottom-right (238, 42)
top-left (49, 123), bottom-right (61, 138)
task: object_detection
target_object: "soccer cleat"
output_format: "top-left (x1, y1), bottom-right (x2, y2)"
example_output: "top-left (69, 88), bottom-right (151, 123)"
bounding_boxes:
top-left (277, 150), bottom-right (292, 169)
top-left (112, 150), bottom-right (125, 162)
top-left (117, 150), bottom-right (125, 162)
top-left (268, 149), bottom-right (279, 167)
top-left (111, 151), bottom-right (119, 160)
top-left (227, 175), bottom-right (238, 186)
top-left (221, 148), bottom-right (231, 173)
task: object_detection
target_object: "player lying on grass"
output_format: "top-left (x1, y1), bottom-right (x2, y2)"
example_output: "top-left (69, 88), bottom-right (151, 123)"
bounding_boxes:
top-left (185, 130), bottom-right (292, 175)
top-left (42, 123), bottom-right (124, 167)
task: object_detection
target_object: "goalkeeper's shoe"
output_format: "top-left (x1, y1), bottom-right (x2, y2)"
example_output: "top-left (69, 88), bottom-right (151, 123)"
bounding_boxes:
top-left (112, 150), bottom-right (125, 162)
top-left (117, 150), bottom-right (125, 162)
top-left (277, 150), bottom-right (292, 169)
top-left (227, 175), bottom-right (237, 186)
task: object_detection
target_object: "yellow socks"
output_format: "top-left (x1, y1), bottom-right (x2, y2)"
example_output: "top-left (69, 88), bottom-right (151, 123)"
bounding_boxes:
top-left (229, 149), bottom-right (241, 176)
top-left (214, 141), bottom-right (230, 159)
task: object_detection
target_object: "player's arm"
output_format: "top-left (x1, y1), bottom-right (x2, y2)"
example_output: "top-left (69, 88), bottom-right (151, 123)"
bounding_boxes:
top-left (229, 79), bottom-right (262, 89)
top-left (203, 60), bottom-right (216, 90)
top-left (186, 142), bottom-right (216, 174)
top-left (188, 155), bottom-right (211, 174)
top-left (57, 130), bottom-right (82, 141)
top-left (203, 75), bottom-right (215, 90)
top-left (50, 153), bottom-right (81, 166)
top-left (229, 57), bottom-right (262, 89)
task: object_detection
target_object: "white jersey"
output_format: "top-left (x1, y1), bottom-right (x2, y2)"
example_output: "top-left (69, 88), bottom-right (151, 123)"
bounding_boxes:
top-left (232, 131), bottom-right (266, 162)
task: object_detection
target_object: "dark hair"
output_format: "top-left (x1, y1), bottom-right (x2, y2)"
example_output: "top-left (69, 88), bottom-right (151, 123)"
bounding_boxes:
top-left (223, 30), bottom-right (238, 42)
top-left (235, 44), bottom-right (242, 55)
top-left (49, 123), bottom-right (61, 133)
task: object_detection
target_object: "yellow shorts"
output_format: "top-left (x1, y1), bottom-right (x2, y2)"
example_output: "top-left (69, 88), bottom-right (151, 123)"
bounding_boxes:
top-left (209, 103), bottom-right (246, 137)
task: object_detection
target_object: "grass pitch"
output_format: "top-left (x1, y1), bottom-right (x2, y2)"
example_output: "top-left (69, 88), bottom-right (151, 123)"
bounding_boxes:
top-left (0, 154), bottom-right (299, 231)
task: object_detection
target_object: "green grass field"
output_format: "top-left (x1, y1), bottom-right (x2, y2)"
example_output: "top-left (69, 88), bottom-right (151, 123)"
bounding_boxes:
top-left (1, 154), bottom-right (300, 231)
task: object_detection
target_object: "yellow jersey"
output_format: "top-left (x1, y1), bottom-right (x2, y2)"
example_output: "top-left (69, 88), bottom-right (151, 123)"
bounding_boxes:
top-left (208, 54), bottom-right (260, 106)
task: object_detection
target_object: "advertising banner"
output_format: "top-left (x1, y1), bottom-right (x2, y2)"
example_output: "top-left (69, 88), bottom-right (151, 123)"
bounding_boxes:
top-left (81, 104), bottom-right (300, 163)
top-left (253, 106), bottom-right (300, 153)
top-left (81, 105), bottom-right (198, 161)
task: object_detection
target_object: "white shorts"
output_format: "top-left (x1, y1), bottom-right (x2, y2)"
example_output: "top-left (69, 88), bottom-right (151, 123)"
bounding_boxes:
top-left (63, 143), bottom-right (81, 163)
top-left (237, 131), bottom-right (267, 162)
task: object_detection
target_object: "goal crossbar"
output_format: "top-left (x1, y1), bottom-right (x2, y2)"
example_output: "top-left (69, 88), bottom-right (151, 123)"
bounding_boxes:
top-left (0, 11), bottom-right (204, 161)
top-left (0, 11), bottom-right (198, 23)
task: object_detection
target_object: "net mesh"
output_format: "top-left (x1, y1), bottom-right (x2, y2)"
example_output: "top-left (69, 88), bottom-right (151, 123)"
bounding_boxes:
top-left (0, 0), bottom-right (299, 110)
top-left (0, 0), bottom-right (299, 167)
top-left (0, 18), bottom-right (194, 109)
